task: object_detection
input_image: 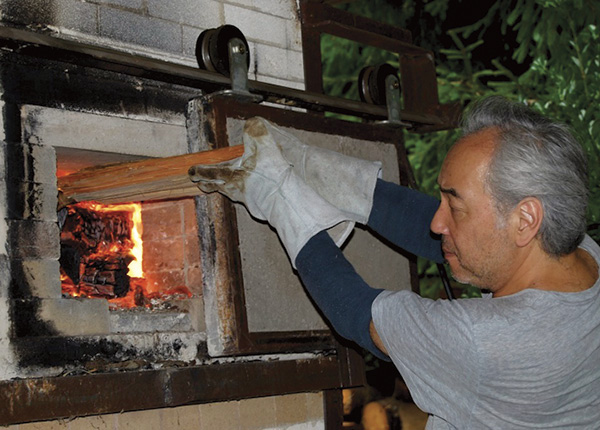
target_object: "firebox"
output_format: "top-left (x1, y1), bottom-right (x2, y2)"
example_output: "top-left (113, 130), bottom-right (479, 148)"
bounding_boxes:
top-left (58, 185), bottom-right (200, 305)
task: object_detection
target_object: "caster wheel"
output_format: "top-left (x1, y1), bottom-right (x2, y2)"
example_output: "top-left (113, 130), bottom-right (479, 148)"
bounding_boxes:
top-left (195, 24), bottom-right (250, 76)
top-left (358, 63), bottom-right (399, 105)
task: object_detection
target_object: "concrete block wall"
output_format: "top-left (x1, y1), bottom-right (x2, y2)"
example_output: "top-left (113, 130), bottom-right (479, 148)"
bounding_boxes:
top-left (0, 0), bottom-right (305, 89)
top-left (5, 106), bottom-right (116, 340)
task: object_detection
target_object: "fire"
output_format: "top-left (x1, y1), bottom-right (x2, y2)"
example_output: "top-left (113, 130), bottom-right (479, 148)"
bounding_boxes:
top-left (60, 271), bottom-right (80, 296)
top-left (79, 201), bottom-right (144, 279)
top-left (56, 169), bottom-right (75, 178)
top-left (128, 206), bottom-right (144, 278)
top-left (60, 200), bottom-right (192, 309)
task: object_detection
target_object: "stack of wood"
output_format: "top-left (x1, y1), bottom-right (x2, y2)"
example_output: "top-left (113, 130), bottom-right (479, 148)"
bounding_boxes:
top-left (60, 204), bottom-right (133, 299)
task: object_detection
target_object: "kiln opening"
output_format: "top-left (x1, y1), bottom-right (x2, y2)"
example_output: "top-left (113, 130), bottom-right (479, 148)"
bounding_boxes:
top-left (56, 149), bottom-right (202, 312)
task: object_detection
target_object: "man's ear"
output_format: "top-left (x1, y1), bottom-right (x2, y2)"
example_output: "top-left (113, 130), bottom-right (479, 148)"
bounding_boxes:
top-left (514, 197), bottom-right (543, 247)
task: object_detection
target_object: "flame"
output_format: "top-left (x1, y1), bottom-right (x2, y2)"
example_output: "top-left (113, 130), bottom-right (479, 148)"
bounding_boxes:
top-left (60, 269), bottom-right (81, 297)
top-left (127, 205), bottom-right (144, 278)
top-left (56, 168), bottom-right (75, 177)
top-left (61, 200), bottom-right (192, 309)
top-left (76, 201), bottom-right (144, 279)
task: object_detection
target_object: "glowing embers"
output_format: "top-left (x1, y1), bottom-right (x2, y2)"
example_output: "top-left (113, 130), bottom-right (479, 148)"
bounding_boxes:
top-left (59, 201), bottom-right (191, 309)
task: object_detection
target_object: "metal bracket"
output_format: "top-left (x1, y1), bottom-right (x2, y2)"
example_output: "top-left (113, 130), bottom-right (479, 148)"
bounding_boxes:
top-left (378, 74), bottom-right (410, 127)
top-left (210, 37), bottom-right (263, 103)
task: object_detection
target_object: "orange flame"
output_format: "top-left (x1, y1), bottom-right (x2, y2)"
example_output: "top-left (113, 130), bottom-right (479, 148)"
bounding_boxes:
top-left (127, 205), bottom-right (144, 278)
top-left (60, 269), bottom-right (81, 297)
top-left (61, 201), bottom-right (192, 309)
top-left (77, 201), bottom-right (144, 279)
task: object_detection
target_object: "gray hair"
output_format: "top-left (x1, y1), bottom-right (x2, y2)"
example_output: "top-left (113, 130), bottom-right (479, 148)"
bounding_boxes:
top-left (461, 96), bottom-right (589, 256)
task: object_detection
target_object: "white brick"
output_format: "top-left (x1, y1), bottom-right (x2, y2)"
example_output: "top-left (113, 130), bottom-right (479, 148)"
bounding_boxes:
top-left (223, 0), bottom-right (297, 19)
top-left (96, 0), bottom-right (144, 9)
top-left (254, 43), bottom-right (304, 82)
top-left (0, 255), bottom-right (8, 299)
top-left (0, 219), bottom-right (6, 258)
top-left (109, 310), bottom-right (194, 333)
top-left (0, 143), bottom-right (6, 257)
top-left (40, 298), bottom-right (110, 336)
top-left (285, 48), bottom-right (304, 81)
top-left (7, 140), bottom-right (57, 186)
top-left (21, 106), bottom-right (188, 158)
top-left (0, 297), bottom-right (18, 380)
top-left (148, 0), bottom-right (221, 28)
top-left (0, 356), bottom-right (18, 381)
top-left (183, 25), bottom-right (210, 61)
top-left (54, 0), bottom-right (98, 34)
top-left (153, 332), bottom-right (204, 362)
top-left (224, 3), bottom-right (287, 48)
top-left (0, 298), bottom-right (10, 338)
top-left (99, 6), bottom-right (182, 54)
top-left (7, 220), bottom-right (59, 259)
top-left (0, 0), bottom-right (98, 34)
top-left (14, 181), bottom-right (58, 221)
top-left (15, 259), bottom-right (62, 299)
top-left (0, 101), bottom-right (6, 142)
top-left (285, 13), bottom-right (302, 51)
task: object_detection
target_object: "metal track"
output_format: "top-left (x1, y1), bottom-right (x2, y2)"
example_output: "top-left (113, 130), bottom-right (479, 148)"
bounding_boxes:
top-left (0, 25), bottom-right (445, 126)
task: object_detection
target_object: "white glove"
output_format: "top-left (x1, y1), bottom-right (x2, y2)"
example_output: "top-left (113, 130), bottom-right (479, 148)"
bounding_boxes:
top-left (189, 117), bottom-right (350, 267)
top-left (257, 118), bottom-right (382, 243)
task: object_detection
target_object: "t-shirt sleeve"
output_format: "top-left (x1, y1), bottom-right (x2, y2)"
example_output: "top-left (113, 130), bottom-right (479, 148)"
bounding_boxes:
top-left (372, 290), bottom-right (480, 423)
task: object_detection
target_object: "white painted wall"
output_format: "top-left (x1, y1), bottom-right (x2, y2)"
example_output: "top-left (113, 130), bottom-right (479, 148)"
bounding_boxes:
top-left (0, 0), bottom-right (305, 89)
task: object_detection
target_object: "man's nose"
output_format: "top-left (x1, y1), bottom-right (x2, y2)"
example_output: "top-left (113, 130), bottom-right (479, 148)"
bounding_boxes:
top-left (430, 203), bottom-right (449, 236)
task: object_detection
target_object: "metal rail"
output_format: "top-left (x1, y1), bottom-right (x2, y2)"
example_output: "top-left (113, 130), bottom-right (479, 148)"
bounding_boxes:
top-left (0, 25), bottom-right (445, 127)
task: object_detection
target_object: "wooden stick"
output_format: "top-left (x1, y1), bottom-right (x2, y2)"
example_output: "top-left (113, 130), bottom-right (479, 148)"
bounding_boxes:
top-left (58, 145), bottom-right (244, 205)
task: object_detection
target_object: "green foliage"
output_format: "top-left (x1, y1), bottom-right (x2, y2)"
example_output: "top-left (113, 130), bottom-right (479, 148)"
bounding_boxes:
top-left (323, 0), bottom-right (600, 297)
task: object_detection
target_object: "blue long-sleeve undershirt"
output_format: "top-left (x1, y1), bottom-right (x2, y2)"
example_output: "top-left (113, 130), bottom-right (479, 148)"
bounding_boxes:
top-left (295, 179), bottom-right (442, 358)
top-left (367, 179), bottom-right (444, 264)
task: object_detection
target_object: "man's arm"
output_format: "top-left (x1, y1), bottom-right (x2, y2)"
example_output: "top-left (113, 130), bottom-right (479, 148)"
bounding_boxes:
top-left (368, 179), bottom-right (444, 263)
top-left (296, 231), bottom-right (389, 359)
top-left (296, 180), bottom-right (443, 359)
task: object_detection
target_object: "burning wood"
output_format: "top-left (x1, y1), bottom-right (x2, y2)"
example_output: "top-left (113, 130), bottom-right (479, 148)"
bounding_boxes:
top-left (59, 200), bottom-right (193, 309)
top-left (60, 202), bottom-right (140, 300)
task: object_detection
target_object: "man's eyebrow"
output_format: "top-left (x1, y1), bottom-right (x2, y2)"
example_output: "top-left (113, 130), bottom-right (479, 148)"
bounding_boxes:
top-left (439, 186), bottom-right (462, 199)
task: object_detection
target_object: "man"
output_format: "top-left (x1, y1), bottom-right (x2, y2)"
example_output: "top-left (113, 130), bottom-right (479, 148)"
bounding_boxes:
top-left (190, 96), bottom-right (600, 429)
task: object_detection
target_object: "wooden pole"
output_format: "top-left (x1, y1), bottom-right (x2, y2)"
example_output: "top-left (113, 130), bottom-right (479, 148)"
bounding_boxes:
top-left (58, 145), bottom-right (244, 206)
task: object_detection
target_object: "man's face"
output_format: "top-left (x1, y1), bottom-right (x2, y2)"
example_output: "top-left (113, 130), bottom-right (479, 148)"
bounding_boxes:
top-left (430, 128), bottom-right (517, 291)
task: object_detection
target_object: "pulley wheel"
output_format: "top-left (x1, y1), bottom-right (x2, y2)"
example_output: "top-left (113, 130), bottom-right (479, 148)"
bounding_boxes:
top-left (358, 66), bottom-right (375, 104)
top-left (196, 28), bottom-right (217, 72)
top-left (358, 63), bottom-right (399, 106)
top-left (195, 25), bottom-right (250, 76)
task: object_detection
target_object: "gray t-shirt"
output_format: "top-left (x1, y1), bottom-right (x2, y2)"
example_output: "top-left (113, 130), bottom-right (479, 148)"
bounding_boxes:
top-left (372, 235), bottom-right (600, 429)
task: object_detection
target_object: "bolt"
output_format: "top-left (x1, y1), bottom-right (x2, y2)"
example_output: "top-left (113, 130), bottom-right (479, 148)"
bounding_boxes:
top-left (231, 40), bottom-right (246, 56)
